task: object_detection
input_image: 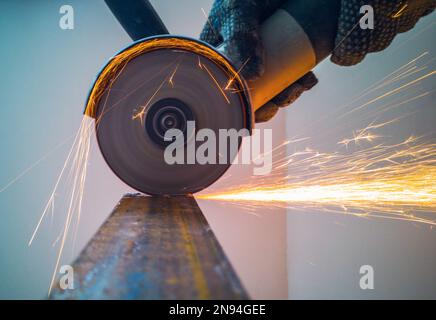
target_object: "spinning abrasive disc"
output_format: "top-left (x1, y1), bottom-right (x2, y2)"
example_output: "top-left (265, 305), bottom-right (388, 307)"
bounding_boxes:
top-left (87, 37), bottom-right (251, 195)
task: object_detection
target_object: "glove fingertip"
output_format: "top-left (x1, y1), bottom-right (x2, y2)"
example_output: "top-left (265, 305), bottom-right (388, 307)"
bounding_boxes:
top-left (299, 72), bottom-right (318, 90)
top-left (255, 102), bottom-right (279, 123)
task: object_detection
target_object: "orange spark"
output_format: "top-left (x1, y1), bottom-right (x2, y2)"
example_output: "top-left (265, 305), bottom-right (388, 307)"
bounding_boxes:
top-left (168, 63), bottom-right (180, 88)
top-left (392, 3), bottom-right (408, 18)
top-left (200, 136), bottom-right (436, 226)
top-left (28, 116), bottom-right (94, 296)
top-left (200, 62), bottom-right (231, 104)
top-left (342, 70), bottom-right (435, 117)
top-left (225, 57), bottom-right (250, 90)
top-left (132, 76), bottom-right (169, 124)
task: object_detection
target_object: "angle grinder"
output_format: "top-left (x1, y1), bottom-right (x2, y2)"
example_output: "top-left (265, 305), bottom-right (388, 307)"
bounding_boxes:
top-left (85, 0), bottom-right (339, 195)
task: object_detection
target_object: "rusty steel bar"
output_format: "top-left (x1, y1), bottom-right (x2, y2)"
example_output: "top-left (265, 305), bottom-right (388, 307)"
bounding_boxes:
top-left (50, 194), bottom-right (248, 299)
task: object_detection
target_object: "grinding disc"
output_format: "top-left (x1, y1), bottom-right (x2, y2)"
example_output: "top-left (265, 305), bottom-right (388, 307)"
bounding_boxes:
top-left (92, 37), bottom-right (249, 195)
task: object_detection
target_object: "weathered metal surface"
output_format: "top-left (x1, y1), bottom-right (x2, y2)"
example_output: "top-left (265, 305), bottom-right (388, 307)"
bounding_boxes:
top-left (51, 194), bottom-right (248, 299)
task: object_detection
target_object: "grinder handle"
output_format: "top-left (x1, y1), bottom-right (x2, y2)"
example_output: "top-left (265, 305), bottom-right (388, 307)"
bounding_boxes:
top-left (219, 0), bottom-right (341, 111)
top-left (105, 0), bottom-right (169, 40)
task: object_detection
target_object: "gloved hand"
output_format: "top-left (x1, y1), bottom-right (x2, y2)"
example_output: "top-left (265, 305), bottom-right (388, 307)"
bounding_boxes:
top-left (332, 0), bottom-right (435, 66)
top-left (200, 0), bottom-right (435, 122)
top-left (200, 0), bottom-right (318, 123)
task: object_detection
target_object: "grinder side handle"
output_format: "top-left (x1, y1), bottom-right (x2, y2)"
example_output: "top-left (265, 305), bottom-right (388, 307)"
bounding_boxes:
top-left (104, 0), bottom-right (169, 40)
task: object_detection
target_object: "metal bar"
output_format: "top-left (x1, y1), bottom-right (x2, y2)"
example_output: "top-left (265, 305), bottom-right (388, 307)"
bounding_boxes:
top-left (50, 194), bottom-right (248, 299)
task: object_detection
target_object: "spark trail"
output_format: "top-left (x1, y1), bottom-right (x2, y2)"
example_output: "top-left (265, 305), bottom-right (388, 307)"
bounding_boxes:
top-left (199, 134), bottom-right (436, 225)
top-left (28, 116), bottom-right (94, 296)
top-left (199, 49), bottom-right (436, 226)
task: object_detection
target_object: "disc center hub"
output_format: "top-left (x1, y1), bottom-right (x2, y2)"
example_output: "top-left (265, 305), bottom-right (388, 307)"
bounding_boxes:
top-left (145, 98), bottom-right (194, 146)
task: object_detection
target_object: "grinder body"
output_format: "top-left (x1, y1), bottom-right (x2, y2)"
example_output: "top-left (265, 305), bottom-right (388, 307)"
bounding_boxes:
top-left (232, 0), bottom-right (340, 110)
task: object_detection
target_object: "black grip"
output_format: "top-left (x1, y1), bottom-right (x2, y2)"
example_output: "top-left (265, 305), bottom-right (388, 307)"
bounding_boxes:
top-left (281, 0), bottom-right (341, 63)
top-left (105, 0), bottom-right (169, 41)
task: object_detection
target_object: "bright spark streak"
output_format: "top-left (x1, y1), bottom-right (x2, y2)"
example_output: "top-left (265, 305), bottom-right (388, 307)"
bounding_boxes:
top-left (199, 136), bottom-right (436, 226)
top-left (168, 63), bottom-right (180, 88)
top-left (198, 56), bottom-right (203, 69)
top-left (48, 117), bottom-right (92, 296)
top-left (298, 52), bottom-right (431, 134)
top-left (337, 118), bottom-right (402, 147)
top-left (200, 62), bottom-right (231, 104)
top-left (28, 116), bottom-right (94, 297)
top-left (201, 182), bottom-right (434, 208)
top-left (0, 135), bottom-right (73, 193)
top-left (392, 3), bottom-right (408, 18)
top-left (333, 17), bottom-right (363, 53)
top-left (225, 57), bottom-right (250, 90)
top-left (342, 70), bottom-right (435, 117)
top-left (132, 77), bottom-right (169, 124)
top-left (338, 132), bottom-right (381, 148)
top-left (28, 124), bottom-right (85, 247)
top-left (201, 7), bottom-right (219, 41)
top-left (47, 118), bottom-right (91, 296)
top-left (371, 91), bottom-right (431, 116)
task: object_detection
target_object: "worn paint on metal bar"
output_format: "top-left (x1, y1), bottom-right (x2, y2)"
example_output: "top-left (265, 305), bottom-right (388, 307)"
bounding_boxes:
top-left (50, 194), bottom-right (248, 299)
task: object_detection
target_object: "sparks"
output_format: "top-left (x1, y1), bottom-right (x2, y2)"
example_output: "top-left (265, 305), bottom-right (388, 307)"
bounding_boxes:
top-left (341, 70), bottom-right (435, 118)
top-left (132, 76), bottom-right (169, 124)
top-left (28, 116), bottom-right (94, 296)
top-left (168, 63), bottom-right (180, 88)
top-left (200, 62), bottom-right (231, 104)
top-left (337, 117), bottom-right (403, 147)
top-left (199, 135), bottom-right (436, 226)
top-left (225, 57), bottom-right (250, 90)
top-left (392, 3), bottom-right (408, 18)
